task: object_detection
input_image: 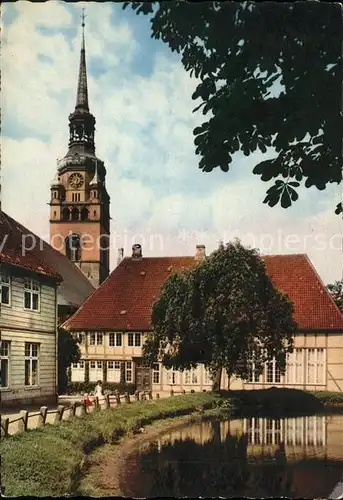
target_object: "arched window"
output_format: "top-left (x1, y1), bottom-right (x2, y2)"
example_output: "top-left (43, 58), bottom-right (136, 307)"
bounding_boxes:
top-left (80, 207), bottom-right (89, 221)
top-left (71, 207), bottom-right (79, 221)
top-left (65, 234), bottom-right (81, 262)
top-left (62, 208), bottom-right (70, 221)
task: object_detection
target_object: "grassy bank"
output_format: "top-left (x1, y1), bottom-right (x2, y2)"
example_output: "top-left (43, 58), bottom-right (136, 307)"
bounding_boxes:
top-left (2, 388), bottom-right (342, 497)
top-left (0, 392), bottom-right (220, 497)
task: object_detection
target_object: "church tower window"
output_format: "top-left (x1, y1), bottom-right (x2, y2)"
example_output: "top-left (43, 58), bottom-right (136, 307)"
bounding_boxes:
top-left (65, 235), bottom-right (81, 262)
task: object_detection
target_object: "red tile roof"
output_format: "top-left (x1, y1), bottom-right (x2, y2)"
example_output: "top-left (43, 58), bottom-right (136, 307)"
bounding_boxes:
top-left (0, 211), bottom-right (94, 306)
top-left (63, 253), bottom-right (343, 332)
top-left (0, 211), bottom-right (61, 280)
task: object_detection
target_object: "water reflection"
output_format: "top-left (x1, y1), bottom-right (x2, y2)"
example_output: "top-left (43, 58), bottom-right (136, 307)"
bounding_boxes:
top-left (120, 415), bottom-right (343, 498)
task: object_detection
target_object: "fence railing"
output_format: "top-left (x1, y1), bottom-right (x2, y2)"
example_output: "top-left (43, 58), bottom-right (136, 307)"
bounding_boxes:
top-left (1, 388), bottom-right (201, 438)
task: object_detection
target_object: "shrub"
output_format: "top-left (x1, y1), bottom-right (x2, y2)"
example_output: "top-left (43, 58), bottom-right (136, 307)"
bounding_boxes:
top-left (66, 381), bottom-right (135, 395)
top-left (216, 388), bottom-right (324, 416)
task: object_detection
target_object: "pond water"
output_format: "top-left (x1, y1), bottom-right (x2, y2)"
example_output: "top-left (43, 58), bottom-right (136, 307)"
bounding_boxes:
top-left (119, 414), bottom-right (343, 498)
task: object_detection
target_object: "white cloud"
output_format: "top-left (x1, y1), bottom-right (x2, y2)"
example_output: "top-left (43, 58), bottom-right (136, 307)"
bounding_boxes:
top-left (2, 1), bottom-right (341, 287)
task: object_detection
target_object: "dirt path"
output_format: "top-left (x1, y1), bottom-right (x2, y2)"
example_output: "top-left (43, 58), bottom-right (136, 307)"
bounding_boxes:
top-left (78, 413), bottom-right (204, 496)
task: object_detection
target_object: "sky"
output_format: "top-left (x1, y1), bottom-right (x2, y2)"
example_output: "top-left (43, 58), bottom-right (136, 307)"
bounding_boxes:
top-left (1, 1), bottom-right (342, 285)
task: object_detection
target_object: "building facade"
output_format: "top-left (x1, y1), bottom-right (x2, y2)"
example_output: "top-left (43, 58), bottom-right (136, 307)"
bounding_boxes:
top-left (62, 245), bottom-right (343, 394)
top-left (0, 211), bottom-right (95, 407)
top-left (49, 20), bottom-right (110, 288)
top-left (0, 212), bottom-right (60, 407)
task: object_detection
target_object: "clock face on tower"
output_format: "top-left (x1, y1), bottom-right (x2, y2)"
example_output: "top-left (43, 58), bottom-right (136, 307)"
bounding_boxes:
top-left (69, 173), bottom-right (84, 188)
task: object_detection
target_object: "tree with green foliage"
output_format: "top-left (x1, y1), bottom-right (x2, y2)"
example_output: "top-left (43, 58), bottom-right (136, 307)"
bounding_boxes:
top-left (58, 327), bottom-right (80, 394)
top-left (327, 280), bottom-right (343, 313)
top-left (124, 1), bottom-right (342, 213)
top-left (143, 240), bottom-right (296, 389)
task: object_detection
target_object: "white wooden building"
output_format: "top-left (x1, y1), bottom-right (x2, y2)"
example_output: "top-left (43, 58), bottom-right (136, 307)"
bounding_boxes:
top-left (0, 211), bottom-right (94, 408)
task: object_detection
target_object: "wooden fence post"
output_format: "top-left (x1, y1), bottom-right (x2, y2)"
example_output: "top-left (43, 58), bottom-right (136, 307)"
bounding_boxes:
top-left (38, 406), bottom-right (48, 427)
top-left (183, 389), bottom-right (186, 395)
top-left (79, 401), bottom-right (86, 416)
top-left (94, 396), bottom-right (99, 410)
top-left (156, 393), bottom-right (160, 399)
top-left (18, 410), bottom-right (29, 432)
top-left (170, 389), bottom-right (174, 396)
top-left (134, 390), bottom-right (140, 402)
top-left (1, 417), bottom-right (9, 437)
top-left (115, 392), bottom-right (121, 405)
top-left (125, 392), bottom-right (130, 404)
top-left (148, 390), bottom-right (153, 400)
top-left (71, 402), bottom-right (77, 417)
top-left (56, 405), bottom-right (65, 422)
top-left (104, 394), bottom-right (110, 409)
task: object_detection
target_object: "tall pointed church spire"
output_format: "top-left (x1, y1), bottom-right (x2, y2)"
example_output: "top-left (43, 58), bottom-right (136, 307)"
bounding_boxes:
top-left (66, 8), bottom-right (96, 155)
top-left (76, 9), bottom-right (89, 111)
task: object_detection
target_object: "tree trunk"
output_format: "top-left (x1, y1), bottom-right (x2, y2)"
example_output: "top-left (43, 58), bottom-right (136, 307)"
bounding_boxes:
top-left (214, 367), bottom-right (223, 391)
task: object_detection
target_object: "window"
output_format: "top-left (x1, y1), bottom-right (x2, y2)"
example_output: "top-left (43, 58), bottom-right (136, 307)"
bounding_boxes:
top-left (286, 349), bottom-right (304, 384)
top-left (77, 333), bottom-right (85, 344)
top-left (90, 333), bottom-right (103, 345)
top-left (25, 343), bottom-right (39, 386)
top-left (184, 368), bottom-right (198, 385)
top-left (109, 333), bottom-right (122, 347)
top-left (80, 207), bottom-right (88, 221)
top-left (166, 368), bottom-right (178, 385)
top-left (248, 361), bottom-right (260, 383)
top-left (90, 361), bottom-right (96, 369)
top-left (153, 363), bottom-right (160, 384)
top-left (307, 348), bottom-right (325, 385)
top-left (247, 349), bottom-right (262, 383)
top-left (97, 361), bottom-right (103, 369)
top-left (266, 358), bottom-right (281, 384)
top-left (125, 361), bottom-right (132, 382)
top-left (72, 361), bottom-right (84, 369)
top-left (128, 333), bottom-right (142, 347)
top-left (0, 341), bottom-right (10, 388)
top-left (62, 208), bottom-right (70, 221)
top-left (285, 348), bottom-right (325, 385)
top-left (65, 234), bottom-right (81, 262)
top-left (108, 361), bottom-right (121, 370)
top-left (24, 279), bottom-right (40, 311)
top-left (204, 369), bottom-right (212, 385)
top-left (0, 272), bottom-right (10, 306)
top-left (295, 348), bottom-right (304, 383)
top-left (72, 192), bottom-right (81, 202)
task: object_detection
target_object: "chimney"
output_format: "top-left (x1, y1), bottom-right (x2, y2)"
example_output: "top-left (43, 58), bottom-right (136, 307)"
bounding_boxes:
top-left (117, 247), bottom-right (124, 266)
top-left (195, 244), bottom-right (206, 261)
top-left (132, 243), bottom-right (142, 260)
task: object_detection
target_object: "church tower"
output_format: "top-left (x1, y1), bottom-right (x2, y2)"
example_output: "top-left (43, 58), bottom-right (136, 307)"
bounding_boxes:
top-left (49, 14), bottom-right (110, 288)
